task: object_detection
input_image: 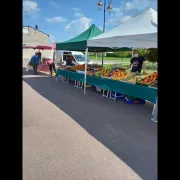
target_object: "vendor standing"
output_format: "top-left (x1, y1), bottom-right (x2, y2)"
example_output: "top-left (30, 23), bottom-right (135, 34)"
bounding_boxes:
top-left (126, 49), bottom-right (146, 74)
top-left (66, 56), bottom-right (73, 66)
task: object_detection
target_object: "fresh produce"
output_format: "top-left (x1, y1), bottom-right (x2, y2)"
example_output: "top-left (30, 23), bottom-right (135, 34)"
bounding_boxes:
top-left (64, 66), bottom-right (73, 71)
top-left (138, 72), bottom-right (158, 85)
top-left (127, 77), bottom-right (143, 83)
top-left (112, 70), bottom-right (129, 80)
top-left (87, 70), bottom-right (96, 76)
top-left (72, 64), bottom-right (85, 71)
top-left (95, 71), bottom-right (104, 77)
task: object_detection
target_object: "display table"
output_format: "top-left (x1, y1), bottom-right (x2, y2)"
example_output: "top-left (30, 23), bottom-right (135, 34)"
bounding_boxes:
top-left (56, 69), bottom-right (157, 104)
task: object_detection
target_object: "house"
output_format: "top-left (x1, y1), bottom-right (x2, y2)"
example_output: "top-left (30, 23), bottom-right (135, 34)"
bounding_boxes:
top-left (23, 26), bottom-right (49, 46)
top-left (23, 26), bottom-right (49, 59)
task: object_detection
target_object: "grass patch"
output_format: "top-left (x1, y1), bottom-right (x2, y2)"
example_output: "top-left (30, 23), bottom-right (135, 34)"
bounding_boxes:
top-left (89, 55), bottom-right (130, 61)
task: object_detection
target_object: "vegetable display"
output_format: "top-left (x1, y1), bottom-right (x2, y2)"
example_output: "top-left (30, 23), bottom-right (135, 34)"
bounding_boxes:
top-left (137, 72), bottom-right (158, 86)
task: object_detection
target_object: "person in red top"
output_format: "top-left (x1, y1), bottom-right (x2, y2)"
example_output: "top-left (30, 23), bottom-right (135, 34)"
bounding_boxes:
top-left (43, 58), bottom-right (56, 75)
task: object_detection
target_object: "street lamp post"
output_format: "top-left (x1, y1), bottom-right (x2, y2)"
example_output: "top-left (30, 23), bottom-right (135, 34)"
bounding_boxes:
top-left (97, 0), bottom-right (112, 66)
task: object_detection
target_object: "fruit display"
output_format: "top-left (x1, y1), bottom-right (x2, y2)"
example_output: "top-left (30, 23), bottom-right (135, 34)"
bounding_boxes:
top-left (125, 74), bottom-right (149, 83)
top-left (87, 70), bottom-right (96, 76)
top-left (137, 72), bottom-right (158, 86)
top-left (64, 66), bottom-right (73, 71)
top-left (112, 70), bottom-right (129, 80)
top-left (72, 64), bottom-right (85, 71)
top-left (126, 77), bottom-right (142, 84)
top-left (95, 71), bottom-right (104, 77)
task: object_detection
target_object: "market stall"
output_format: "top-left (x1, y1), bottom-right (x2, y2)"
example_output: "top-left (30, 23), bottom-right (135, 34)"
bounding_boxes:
top-left (86, 8), bottom-right (158, 122)
top-left (55, 8), bottom-right (158, 122)
top-left (56, 62), bottom-right (157, 101)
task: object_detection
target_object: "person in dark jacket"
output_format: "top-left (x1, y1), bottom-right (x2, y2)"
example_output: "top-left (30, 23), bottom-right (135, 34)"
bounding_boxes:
top-left (30, 52), bottom-right (40, 75)
top-left (126, 49), bottom-right (146, 74)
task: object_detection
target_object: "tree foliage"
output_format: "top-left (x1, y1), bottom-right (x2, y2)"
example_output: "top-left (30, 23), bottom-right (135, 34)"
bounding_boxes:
top-left (146, 48), bottom-right (158, 62)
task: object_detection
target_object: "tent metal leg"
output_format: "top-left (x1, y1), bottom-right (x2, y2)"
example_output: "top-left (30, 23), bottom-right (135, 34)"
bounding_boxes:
top-left (84, 48), bottom-right (88, 94)
top-left (56, 75), bottom-right (62, 82)
top-left (62, 77), bottom-right (69, 84)
top-left (74, 80), bottom-right (78, 87)
top-left (77, 82), bottom-right (83, 89)
top-left (109, 91), bottom-right (116, 101)
top-left (102, 89), bottom-right (109, 98)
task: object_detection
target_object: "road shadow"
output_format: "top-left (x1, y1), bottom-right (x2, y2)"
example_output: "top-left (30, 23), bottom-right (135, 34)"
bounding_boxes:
top-left (22, 67), bottom-right (49, 76)
top-left (23, 74), bottom-right (157, 180)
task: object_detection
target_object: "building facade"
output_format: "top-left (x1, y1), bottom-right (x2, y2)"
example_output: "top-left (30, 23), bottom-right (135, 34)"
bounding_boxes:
top-left (23, 26), bottom-right (49, 59)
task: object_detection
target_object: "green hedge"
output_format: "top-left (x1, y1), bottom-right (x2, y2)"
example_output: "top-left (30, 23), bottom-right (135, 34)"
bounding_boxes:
top-left (89, 48), bottom-right (158, 62)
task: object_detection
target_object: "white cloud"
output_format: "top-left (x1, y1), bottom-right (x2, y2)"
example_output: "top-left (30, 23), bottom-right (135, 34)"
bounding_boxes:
top-left (74, 12), bottom-right (84, 17)
top-left (112, 8), bottom-right (120, 12)
top-left (65, 17), bottom-right (92, 34)
top-left (23, 1), bottom-right (40, 18)
top-left (49, 1), bottom-right (56, 7)
top-left (120, 16), bottom-right (132, 23)
top-left (72, 8), bottom-right (81, 11)
top-left (125, 2), bottom-right (132, 10)
top-left (72, 8), bottom-right (84, 17)
top-left (109, 0), bottom-right (157, 26)
top-left (46, 16), bottom-right (67, 23)
top-left (49, 1), bottom-right (59, 8)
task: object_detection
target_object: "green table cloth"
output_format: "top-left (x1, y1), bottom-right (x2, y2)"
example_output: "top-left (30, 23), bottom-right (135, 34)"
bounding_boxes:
top-left (56, 69), bottom-right (158, 104)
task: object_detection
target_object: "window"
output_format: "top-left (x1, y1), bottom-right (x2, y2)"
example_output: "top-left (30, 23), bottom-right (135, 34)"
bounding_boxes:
top-left (74, 55), bottom-right (90, 62)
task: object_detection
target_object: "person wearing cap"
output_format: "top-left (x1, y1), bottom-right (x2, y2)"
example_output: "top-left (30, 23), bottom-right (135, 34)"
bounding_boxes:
top-left (126, 50), bottom-right (146, 74)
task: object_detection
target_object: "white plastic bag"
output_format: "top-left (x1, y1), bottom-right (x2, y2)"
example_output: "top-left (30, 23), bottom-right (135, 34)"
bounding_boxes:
top-left (26, 66), bottom-right (30, 72)
top-left (26, 63), bottom-right (30, 72)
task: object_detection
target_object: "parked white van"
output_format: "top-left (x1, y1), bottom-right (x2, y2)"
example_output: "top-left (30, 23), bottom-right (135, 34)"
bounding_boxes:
top-left (55, 50), bottom-right (93, 66)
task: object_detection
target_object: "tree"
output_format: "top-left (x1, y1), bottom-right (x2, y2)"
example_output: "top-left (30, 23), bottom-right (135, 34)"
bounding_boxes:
top-left (146, 48), bottom-right (158, 62)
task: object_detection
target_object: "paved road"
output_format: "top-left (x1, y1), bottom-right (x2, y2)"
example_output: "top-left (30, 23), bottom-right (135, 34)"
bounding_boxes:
top-left (23, 67), bottom-right (157, 180)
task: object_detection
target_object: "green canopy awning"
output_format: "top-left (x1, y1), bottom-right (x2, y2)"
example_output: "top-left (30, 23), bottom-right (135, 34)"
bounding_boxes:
top-left (56, 24), bottom-right (103, 51)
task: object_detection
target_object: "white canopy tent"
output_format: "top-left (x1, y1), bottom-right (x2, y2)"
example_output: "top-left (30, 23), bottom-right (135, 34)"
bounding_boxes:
top-left (84, 8), bottom-right (157, 94)
top-left (87, 8), bottom-right (157, 49)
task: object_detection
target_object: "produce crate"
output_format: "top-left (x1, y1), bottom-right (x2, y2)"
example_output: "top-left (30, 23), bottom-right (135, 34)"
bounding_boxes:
top-left (136, 81), bottom-right (156, 87)
top-left (124, 97), bottom-right (145, 104)
top-left (136, 74), bottom-right (157, 87)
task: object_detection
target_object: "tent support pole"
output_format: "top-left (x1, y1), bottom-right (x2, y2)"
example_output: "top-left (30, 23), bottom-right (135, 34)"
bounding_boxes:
top-left (84, 47), bottom-right (88, 94)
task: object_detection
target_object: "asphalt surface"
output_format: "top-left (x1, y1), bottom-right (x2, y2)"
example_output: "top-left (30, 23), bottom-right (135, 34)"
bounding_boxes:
top-left (23, 66), bottom-right (157, 180)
